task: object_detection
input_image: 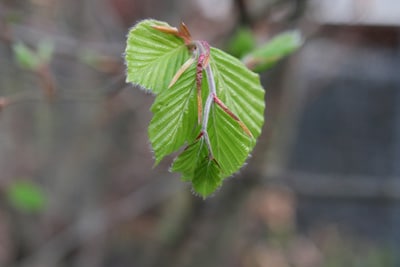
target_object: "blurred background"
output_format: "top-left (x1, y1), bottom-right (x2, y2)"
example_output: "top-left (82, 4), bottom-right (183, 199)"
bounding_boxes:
top-left (0, 0), bottom-right (399, 266)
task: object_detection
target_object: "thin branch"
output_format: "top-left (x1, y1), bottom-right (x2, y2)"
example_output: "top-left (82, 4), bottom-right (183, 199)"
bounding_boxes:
top-left (195, 41), bottom-right (216, 160)
top-left (194, 40), bottom-right (253, 160)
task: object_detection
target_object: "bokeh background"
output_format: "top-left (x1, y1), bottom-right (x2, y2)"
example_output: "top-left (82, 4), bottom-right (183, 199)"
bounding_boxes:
top-left (1, 0), bottom-right (400, 266)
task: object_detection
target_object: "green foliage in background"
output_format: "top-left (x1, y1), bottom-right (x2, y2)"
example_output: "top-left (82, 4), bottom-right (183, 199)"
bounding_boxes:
top-left (227, 27), bottom-right (256, 58)
top-left (243, 31), bottom-right (302, 72)
top-left (6, 181), bottom-right (46, 213)
top-left (13, 41), bottom-right (54, 70)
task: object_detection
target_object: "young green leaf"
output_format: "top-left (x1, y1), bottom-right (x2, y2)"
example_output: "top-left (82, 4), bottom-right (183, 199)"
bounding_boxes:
top-left (192, 157), bottom-right (221, 197)
top-left (211, 48), bottom-right (264, 139)
top-left (171, 139), bottom-right (208, 181)
top-left (243, 30), bottom-right (303, 72)
top-left (13, 41), bottom-right (54, 71)
top-left (125, 20), bottom-right (191, 94)
top-left (149, 63), bottom-right (198, 164)
top-left (6, 181), bottom-right (46, 213)
top-left (125, 20), bottom-right (265, 197)
top-left (13, 42), bottom-right (41, 70)
top-left (227, 27), bottom-right (256, 58)
top-left (171, 139), bottom-right (221, 197)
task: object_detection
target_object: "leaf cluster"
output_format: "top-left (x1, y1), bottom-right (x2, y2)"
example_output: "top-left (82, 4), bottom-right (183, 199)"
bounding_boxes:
top-left (125, 20), bottom-right (265, 197)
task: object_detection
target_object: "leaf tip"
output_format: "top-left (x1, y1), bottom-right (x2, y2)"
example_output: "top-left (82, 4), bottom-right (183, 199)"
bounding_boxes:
top-left (192, 158), bottom-right (222, 198)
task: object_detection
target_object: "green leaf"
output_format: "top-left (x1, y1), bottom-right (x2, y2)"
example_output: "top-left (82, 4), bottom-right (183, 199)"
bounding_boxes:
top-left (243, 31), bottom-right (303, 72)
top-left (208, 103), bottom-right (253, 177)
top-left (13, 42), bottom-right (41, 70)
top-left (125, 19), bottom-right (190, 94)
top-left (171, 139), bottom-right (208, 181)
top-left (211, 47), bottom-right (265, 139)
top-left (6, 181), bottom-right (46, 213)
top-left (226, 27), bottom-right (256, 58)
top-left (13, 41), bottom-right (54, 71)
top-left (192, 158), bottom-right (221, 198)
top-left (124, 20), bottom-right (265, 197)
top-left (171, 140), bottom-right (221, 198)
top-left (148, 63), bottom-right (198, 164)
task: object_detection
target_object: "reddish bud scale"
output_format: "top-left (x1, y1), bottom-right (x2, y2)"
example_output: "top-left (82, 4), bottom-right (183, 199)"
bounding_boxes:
top-left (196, 54), bottom-right (205, 123)
top-left (196, 131), bottom-right (204, 140)
top-left (213, 95), bottom-right (253, 138)
top-left (152, 22), bottom-right (192, 45)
